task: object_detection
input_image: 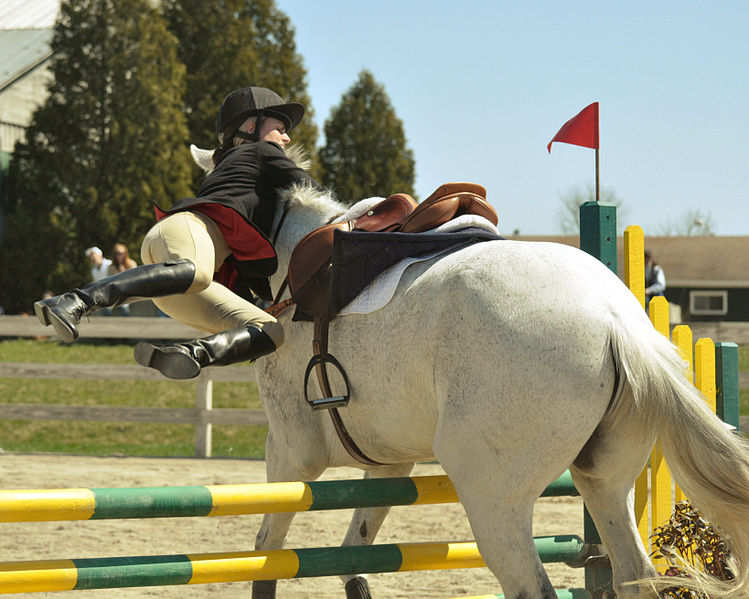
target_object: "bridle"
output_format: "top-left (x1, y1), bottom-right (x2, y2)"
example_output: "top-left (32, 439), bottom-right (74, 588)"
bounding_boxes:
top-left (270, 199), bottom-right (291, 248)
top-left (265, 200), bottom-right (295, 317)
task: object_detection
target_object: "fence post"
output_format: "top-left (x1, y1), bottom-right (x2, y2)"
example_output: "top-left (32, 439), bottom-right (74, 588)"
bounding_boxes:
top-left (579, 201), bottom-right (617, 274)
top-left (579, 201), bottom-right (615, 597)
top-left (623, 226), bottom-right (645, 309)
top-left (671, 325), bottom-right (694, 504)
top-left (695, 338), bottom-right (717, 414)
top-left (648, 298), bottom-right (673, 559)
top-left (195, 372), bottom-right (213, 458)
top-left (715, 342), bottom-right (740, 431)
top-left (624, 226), bottom-right (652, 549)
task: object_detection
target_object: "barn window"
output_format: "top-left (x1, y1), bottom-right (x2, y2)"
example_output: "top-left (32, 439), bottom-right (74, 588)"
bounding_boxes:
top-left (689, 290), bottom-right (728, 316)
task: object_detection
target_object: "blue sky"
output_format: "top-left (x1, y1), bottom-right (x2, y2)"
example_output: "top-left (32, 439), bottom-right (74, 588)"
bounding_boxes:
top-left (275, 0), bottom-right (748, 236)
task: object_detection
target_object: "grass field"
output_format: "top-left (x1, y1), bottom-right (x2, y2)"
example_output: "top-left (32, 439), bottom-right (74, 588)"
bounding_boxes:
top-left (1, 339), bottom-right (747, 458)
top-left (0, 339), bottom-right (266, 458)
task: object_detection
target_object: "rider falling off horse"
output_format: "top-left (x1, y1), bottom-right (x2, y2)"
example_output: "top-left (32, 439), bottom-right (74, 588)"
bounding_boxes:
top-left (35, 87), bottom-right (318, 379)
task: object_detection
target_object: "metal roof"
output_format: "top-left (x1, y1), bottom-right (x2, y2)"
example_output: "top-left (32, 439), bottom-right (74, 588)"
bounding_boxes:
top-left (511, 235), bottom-right (749, 287)
top-left (0, 0), bottom-right (60, 30)
top-left (0, 28), bottom-right (53, 92)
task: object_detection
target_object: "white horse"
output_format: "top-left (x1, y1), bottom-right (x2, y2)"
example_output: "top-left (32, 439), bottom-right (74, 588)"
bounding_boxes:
top-left (190, 146), bottom-right (749, 598)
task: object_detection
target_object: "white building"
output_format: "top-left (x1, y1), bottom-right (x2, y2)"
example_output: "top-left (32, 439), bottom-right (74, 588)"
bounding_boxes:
top-left (0, 0), bottom-right (59, 155)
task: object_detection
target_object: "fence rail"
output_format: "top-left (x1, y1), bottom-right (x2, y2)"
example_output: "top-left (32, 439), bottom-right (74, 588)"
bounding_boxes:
top-left (0, 315), bottom-right (266, 457)
top-left (0, 315), bottom-right (746, 457)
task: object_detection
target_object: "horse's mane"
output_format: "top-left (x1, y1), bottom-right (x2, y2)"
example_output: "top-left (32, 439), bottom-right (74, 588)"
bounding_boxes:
top-left (279, 182), bottom-right (342, 214)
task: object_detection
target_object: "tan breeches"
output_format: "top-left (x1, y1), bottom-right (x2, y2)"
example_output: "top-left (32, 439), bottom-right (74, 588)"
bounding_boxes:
top-left (140, 211), bottom-right (284, 346)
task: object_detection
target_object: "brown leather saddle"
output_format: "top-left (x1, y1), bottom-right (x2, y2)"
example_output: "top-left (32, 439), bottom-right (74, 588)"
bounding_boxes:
top-left (288, 183), bottom-right (495, 317)
top-left (287, 193), bottom-right (418, 319)
top-left (277, 183), bottom-right (496, 466)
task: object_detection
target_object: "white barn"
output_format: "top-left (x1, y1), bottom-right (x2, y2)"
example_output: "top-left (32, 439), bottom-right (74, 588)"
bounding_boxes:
top-left (0, 0), bottom-right (59, 155)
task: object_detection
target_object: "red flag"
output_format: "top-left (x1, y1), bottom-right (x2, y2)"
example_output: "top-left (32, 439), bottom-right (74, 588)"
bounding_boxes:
top-left (547, 102), bottom-right (599, 153)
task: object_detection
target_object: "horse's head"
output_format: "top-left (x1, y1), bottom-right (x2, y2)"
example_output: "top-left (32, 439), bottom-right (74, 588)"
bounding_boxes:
top-left (189, 145), bottom-right (215, 174)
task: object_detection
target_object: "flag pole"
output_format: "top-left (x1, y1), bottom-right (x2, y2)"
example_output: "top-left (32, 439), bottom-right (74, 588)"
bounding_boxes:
top-left (595, 148), bottom-right (600, 203)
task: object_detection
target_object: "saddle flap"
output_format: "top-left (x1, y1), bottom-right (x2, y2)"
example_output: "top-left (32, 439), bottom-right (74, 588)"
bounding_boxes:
top-left (354, 193), bottom-right (417, 232)
top-left (400, 182), bottom-right (497, 234)
top-left (288, 222), bottom-right (350, 317)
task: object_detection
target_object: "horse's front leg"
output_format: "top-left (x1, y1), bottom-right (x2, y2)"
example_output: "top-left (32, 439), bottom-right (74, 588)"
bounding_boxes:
top-left (340, 462), bottom-right (416, 599)
top-left (252, 429), bottom-right (328, 599)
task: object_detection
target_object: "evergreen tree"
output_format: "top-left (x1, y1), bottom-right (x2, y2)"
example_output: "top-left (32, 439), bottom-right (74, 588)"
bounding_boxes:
top-left (319, 70), bottom-right (415, 205)
top-left (0, 0), bottom-right (192, 314)
top-left (162, 0), bottom-right (317, 170)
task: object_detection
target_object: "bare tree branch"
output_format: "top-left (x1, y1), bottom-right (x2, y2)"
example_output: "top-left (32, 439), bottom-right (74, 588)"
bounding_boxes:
top-left (555, 183), bottom-right (627, 235)
top-left (655, 208), bottom-right (716, 236)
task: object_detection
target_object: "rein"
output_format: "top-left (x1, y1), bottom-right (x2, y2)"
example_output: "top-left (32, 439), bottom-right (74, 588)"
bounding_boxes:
top-left (265, 205), bottom-right (386, 467)
top-left (266, 200), bottom-right (295, 318)
top-left (265, 204), bottom-right (337, 318)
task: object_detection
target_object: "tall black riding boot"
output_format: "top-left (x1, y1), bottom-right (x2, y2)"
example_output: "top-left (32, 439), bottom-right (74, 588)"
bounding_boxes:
top-left (133, 325), bottom-right (277, 380)
top-left (34, 259), bottom-right (196, 343)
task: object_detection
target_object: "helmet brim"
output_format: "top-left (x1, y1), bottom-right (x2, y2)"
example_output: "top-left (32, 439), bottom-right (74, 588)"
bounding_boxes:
top-left (264, 102), bottom-right (305, 132)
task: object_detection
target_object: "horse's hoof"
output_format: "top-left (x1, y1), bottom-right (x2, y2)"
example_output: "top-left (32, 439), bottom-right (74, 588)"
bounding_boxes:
top-left (251, 579), bottom-right (277, 599)
top-left (345, 576), bottom-right (373, 599)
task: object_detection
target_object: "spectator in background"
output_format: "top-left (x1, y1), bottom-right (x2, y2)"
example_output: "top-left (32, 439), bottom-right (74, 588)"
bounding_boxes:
top-left (107, 243), bottom-right (137, 275)
top-left (84, 247), bottom-right (112, 282)
top-left (644, 249), bottom-right (666, 308)
top-left (106, 243), bottom-right (138, 316)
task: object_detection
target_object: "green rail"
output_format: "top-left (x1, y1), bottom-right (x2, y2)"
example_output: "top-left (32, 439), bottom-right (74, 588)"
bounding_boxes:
top-left (462, 591), bottom-right (590, 599)
top-left (0, 471), bottom-right (577, 522)
top-left (0, 536), bottom-right (587, 594)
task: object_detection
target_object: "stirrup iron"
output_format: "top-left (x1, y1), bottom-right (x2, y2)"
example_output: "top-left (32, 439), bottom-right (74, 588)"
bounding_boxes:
top-left (304, 353), bottom-right (350, 410)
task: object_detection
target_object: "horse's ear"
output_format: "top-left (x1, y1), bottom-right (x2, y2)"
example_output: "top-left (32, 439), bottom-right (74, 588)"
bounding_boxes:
top-left (190, 144), bottom-right (215, 174)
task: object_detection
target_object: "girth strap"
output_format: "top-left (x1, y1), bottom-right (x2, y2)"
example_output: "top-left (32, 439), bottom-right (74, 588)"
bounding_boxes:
top-left (266, 283), bottom-right (383, 466)
top-left (312, 315), bottom-right (387, 467)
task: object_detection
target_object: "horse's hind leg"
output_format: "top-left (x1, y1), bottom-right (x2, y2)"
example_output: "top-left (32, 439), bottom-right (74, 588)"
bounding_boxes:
top-left (434, 438), bottom-right (561, 598)
top-left (340, 462), bottom-right (416, 599)
top-left (571, 390), bottom-right (658, 597)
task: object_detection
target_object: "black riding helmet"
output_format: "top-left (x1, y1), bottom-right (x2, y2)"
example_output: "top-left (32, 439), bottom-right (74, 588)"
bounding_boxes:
top-left (216, 87), bottom-right (305, 143)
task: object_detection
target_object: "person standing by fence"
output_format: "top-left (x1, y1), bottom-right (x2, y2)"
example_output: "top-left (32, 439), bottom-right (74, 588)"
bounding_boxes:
top-left (84, 247), bottom-right (112, 282)
top-left (107, 243), bottom-right (137, 275)
top-left (105, 243), bottom-right (138, 316)
top-left (644, 249), bottom-right (666, 308)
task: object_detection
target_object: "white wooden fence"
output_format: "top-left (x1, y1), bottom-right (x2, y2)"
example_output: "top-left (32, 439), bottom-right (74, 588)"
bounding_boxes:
top-left (2, 315), bottom-right (747, 456)
top-left (0, 315), bottom-right (266, 457)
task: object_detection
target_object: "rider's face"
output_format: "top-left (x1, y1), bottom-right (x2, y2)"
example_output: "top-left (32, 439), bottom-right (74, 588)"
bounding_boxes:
top-left (258, 117), bottom-right (290, 146)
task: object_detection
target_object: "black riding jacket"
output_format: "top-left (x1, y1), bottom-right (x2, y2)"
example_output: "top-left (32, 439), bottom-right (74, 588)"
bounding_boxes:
top-left (156, 141), bottom-right (317, 300)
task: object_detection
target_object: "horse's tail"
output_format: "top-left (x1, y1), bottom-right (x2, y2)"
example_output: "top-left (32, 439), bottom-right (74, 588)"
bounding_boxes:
top-left (609, 315), bottom-right (749, 598)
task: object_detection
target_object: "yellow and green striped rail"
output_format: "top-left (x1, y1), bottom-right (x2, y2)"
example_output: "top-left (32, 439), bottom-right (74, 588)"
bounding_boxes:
top-left (0, 536), bottom-right (588, 594)
top-left (462, 592), bottom-right (590, 599)
top-left (0, 472), bottom-right (577, 523)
